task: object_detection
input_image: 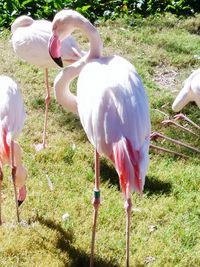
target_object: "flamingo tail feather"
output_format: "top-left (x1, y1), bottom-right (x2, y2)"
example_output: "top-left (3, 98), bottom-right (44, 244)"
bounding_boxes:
top-left (111, 137), bottom-right (142, 199)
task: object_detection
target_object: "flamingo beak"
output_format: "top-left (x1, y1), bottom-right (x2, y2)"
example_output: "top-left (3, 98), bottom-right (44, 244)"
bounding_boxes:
top-left (49, 34), bottom-right (63, 68)
top-left (17, 185), bottom-right (27, 207)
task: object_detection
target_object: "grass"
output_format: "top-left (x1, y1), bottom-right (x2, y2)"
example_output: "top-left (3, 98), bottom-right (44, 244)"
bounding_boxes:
top-left (0, 13), bottom-right (200, 267)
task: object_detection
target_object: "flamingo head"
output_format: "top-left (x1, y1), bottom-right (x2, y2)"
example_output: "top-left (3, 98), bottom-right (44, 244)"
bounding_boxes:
top-left (49, 34), bottom-right (63, 67)
top-left (49, 10), bottom-right (79, 68)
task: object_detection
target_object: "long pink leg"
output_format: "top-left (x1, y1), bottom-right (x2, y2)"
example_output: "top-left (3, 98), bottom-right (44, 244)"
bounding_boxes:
top-left (0, 167), bottom-right (3, 225)
top-left (162, 119), bottom-right (198, 136)
top-left (11, 141), bottom-right (20, 223)
top-left (35, 68), bottom-right (50, 151)
top-left (150, 144), bottom-right (189, 158)
top-left (174, 114), bottom-right (200, 131)
top-left (90, 150), bottom-right (100, 267)
top-left (125, 198), bottom-right (132, 267)
top-left (151, 132), bottom-right (200, 153)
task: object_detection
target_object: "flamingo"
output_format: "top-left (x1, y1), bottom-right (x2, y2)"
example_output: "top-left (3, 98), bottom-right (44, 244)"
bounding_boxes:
top-left (172, 69), bottom-right (200, 131)
top-left (11, 15), bottom-right (84, 151)
top-left (49, 10), bottom-right (151, 266)
top-left (0, 75), bottom-right (27, 224)
top-left (172, 69), bottom-right (200, 112)
top-left (150, 70), bottom-right (200, 158)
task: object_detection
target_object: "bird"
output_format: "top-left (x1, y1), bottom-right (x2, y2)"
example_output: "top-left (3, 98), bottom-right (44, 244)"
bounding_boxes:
top-left (0, 75), bottom-right (27, 224)
top-left (11, 15), bottom-right (84, 151)
top-left (49, 9), bottom-right (151, 267)
top-left (172, 68), bottom-right (200, 112)
top-left (172, 69), bottom-right (200, 130)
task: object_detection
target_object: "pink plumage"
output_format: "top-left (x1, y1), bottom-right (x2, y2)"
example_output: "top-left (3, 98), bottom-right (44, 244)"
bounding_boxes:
top-left (0, 128), bottom-right (10, 162)
top-left (172, 68), bottom-right (200, 111)
top-left (11, 15), bottom-right (84, 151)
top-left (11, 15), bottom-right (83, 67)
top-left (49, 9), bottom-right (151, 265)
top-left (77, 56), bottom-right (150, 199)
top-left (0, 75), bottom-right (27, 216)
top-left (111, 137), bottom-right (142, 197)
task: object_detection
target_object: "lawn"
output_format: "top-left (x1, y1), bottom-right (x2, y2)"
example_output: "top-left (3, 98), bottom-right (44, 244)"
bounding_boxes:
top-left (0, 14), bottom-right (199, 267)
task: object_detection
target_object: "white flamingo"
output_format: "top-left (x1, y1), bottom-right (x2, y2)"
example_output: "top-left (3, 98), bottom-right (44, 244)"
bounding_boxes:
top-left (172, 69), bottom-right (200, 112)
top-left (0, 75), bottom-right (27, 224)
top-left (49, 10), bottom-right (151, 267)
top-left (151, 69), bottom-right (200, 158)
top-left (172, 69), bottom-right (200, 130)
top-left (11, 15), bottom-right (84, 151)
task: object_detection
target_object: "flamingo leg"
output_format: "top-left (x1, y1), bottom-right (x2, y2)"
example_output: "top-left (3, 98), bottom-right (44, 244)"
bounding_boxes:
top-left (125, 198), bottom-right (132, 267)
top-left (151, 132), bottom-right (200, 153)
top-left (0, 168), bottom-right (3, 225)
top-left (35, 68), bottom-right (50, 151)
top-left (161, 119), bottom-right (198, 136)
top-left (11, 141), bottom-right (20, 223)
top-left (90, 150), bottom-right (100, 267)
top-left (150, 144), bottom-right (189, 158)
top-left (174, 114), bottom-right (200, 131)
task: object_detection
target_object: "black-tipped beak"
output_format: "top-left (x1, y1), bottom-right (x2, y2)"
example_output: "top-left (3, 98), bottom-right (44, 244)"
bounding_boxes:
top-left (48, 34), bottom-right (63, 68)
top-left (52, 56), bottom-right (63, 68)
top-left (18, 200), bottom-right (24, 207)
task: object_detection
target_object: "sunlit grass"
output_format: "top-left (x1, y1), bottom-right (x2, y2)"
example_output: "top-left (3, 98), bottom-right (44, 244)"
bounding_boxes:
top-left (0, 14), bottom-right (200, 267)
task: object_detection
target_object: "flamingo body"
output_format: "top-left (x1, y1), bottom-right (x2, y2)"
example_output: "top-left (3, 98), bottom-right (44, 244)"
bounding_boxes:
top-left (11, 15), bottom-right (82, 67)
top-left (0, 76), bottom-right (27, 208)
top-left (0, 76), bottom-right (25, 149)
top-left (172, 69), bottom-right (200, 112)
top-left (77, 55), bottom-right (150, 196)
top-left (11, 15), bottom-right (84, 151)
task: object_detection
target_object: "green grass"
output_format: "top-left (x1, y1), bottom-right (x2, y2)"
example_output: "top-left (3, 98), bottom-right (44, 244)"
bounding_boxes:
top-left (0, 14), bottom-right (200, 267)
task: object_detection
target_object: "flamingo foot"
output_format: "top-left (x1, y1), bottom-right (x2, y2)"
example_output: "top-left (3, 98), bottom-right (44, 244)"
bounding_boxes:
top-left (17, 185), bottom-right (26, 207)
top-left (150, 132), bottom-right (162, 141)
top-left (34, 143), bottom-right (46, 152)
top-left (174, 113), bottom-right (186, 121)
top-left (174, 113), bottom-right (200, 130)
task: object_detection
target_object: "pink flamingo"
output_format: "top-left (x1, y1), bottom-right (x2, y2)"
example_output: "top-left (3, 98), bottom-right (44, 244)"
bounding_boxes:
top-left (172, 69), bottom-right (200, 130)
top-left (11, 15), bottom-right (84, 151)
top-left (0, 76), bottom-right (27, 224)
top-left (172, 69), bottom-right (200, 112)
top-left (49, 10), bottom-right (151, 267)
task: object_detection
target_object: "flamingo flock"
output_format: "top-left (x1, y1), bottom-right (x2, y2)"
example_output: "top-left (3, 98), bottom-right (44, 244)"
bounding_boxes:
top-left (0, 8), bottom-right (199, 267)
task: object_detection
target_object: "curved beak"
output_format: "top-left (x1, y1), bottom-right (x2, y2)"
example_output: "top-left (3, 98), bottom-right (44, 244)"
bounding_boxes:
top-left (49, 34), bottom-right (63, 68)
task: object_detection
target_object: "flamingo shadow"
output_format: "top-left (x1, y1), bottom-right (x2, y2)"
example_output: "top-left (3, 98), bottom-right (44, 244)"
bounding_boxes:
top-left (144, 175), bottom-right (172, 196)
top-left (53, 105), bottom-right (88, 142)
top-left (99, 157), bottom-right (120, 190)
top-left (37, 216), bottom-right (119, 267)
top-left (99, 159), bottom-right (172, 196)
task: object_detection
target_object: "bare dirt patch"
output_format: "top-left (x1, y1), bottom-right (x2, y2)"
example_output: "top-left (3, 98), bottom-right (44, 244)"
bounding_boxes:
top-left (153, 67), bottom-right (179, 90)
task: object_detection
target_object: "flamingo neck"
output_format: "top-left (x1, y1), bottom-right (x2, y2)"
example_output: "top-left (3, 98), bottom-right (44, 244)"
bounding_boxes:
top-left (54, 61), bottom-right (84, 114)
top-left (57, 10), bottom-right (102, 60)
top-left (54, 11), bottom-right (102, 114)
top-left (78, 19), bottom-right (102, 60)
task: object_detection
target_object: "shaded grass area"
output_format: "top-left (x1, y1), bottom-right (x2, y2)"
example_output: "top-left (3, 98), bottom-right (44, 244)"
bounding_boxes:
top-left (0, 14), bottom-right (200, 266)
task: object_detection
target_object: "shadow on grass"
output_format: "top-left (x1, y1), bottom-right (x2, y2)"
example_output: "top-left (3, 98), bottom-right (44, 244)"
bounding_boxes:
top-left (98, 158), bottom-right (172, 196)
top-left (37, 216), bottom-right (119, 267)
top-left (56, 110), bottom-right (88, 142)
top-left (144, 175), bottom-right (172, 196)
top-left (100, 158), bottom-right (120, 191)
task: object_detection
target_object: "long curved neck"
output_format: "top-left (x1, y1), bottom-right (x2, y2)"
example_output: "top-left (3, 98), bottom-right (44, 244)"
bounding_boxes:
top-left (54, 12), bottom-right (102, 114)
top-left (54, 61), bottom-right (85, 114)
top-left (75, 18), bottom-right (102, 60)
